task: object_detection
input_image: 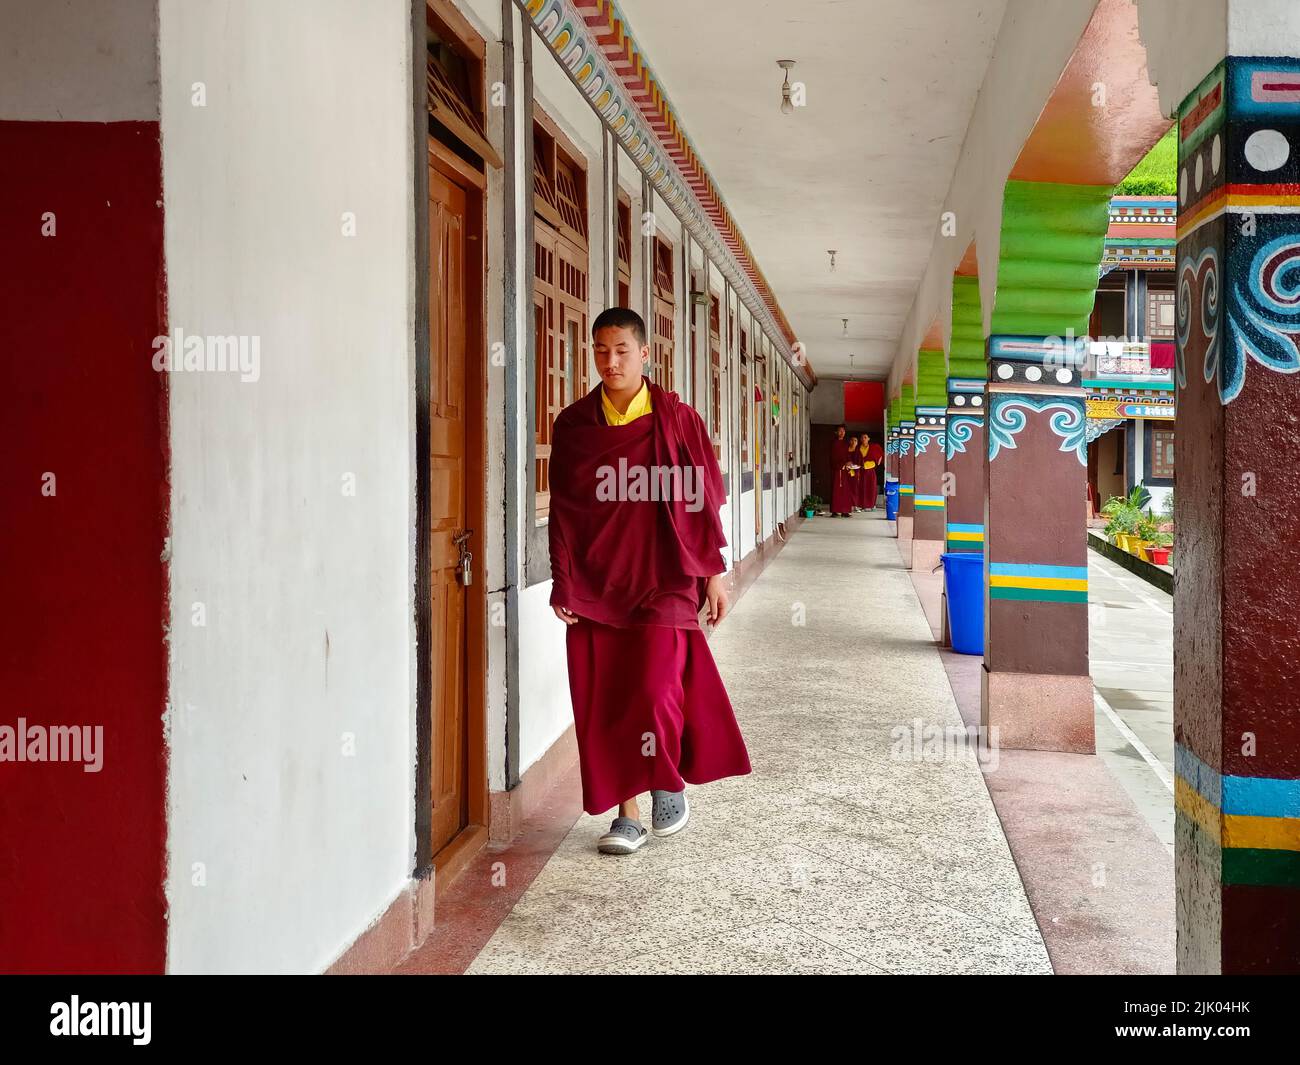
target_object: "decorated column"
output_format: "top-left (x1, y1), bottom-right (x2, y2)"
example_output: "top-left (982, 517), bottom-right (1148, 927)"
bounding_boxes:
top-left (1172, 51), bottom-right (1300, 974)
top-left (983, 180), bottom-right (1111, 752)
top-left (896, 381), bottom-right (916, 562)
top-left (912, 348), bottom-right (948, 572)
top-left (946, 274), bottom-right (987, 559)
top-left (885, 393), bottom-right (902, 525)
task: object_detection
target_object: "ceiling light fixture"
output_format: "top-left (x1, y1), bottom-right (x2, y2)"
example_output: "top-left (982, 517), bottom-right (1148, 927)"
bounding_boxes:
top-left (828, 250), bottom-right (837, 271)
top-left (841, 318), bottom-right (848, 337)
top-left (778, 60), bottom-right (796, 115)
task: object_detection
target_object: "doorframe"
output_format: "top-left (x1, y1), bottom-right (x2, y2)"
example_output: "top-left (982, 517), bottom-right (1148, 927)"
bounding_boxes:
top-left (412, 0), bottom-right (490, 892)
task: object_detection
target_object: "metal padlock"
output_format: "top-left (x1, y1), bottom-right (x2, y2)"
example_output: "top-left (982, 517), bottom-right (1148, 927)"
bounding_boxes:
top-left (452, 528), bottom-right (474, 587)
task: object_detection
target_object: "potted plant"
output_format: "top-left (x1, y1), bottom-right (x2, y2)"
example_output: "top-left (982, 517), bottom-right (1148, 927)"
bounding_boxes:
top-left (801, 493), bottom-right (821, 519)
top-left (1102, 496), bottom-right (1139, 551)
top-left (1136, 515), bottom-right (1160, 560)
top-left (1148, 531), bottom-right (1173, 566)
top-left (1101, 486), bottom-right (1152, 554)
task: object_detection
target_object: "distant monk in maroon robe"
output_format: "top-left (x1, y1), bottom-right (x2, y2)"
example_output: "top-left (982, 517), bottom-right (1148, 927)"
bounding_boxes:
top-left (549, 307), bottom-right (751, 856)
top-left (858, 434), bottom-right (884, 510)
top-left (829, 424), bottom-right (855, 516)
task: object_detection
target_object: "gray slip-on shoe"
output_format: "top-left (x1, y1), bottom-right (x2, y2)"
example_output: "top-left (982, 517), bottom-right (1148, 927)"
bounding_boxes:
top-left (650, 789), bottom-right (690, 837)
top-left (597, 816), bottom-right (649, 854)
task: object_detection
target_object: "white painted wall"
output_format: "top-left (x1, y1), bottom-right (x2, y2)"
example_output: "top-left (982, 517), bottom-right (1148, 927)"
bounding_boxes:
top-left (159, 0), bottom-right (416, 973)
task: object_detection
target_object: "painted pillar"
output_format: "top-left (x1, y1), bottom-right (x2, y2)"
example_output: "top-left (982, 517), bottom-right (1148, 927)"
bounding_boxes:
top-left (896, 379), bottom-right (917, 561)
top-left (1173, 52), bottom-right (1300, 974)
top-left (912, 407), bottom-right (947, 572)
top-left (947, 274), bottom-right (987, 559)
top-left (912, 346), bottom-right (948, 572)
top-left (982, 180), bottom-right (1111, 753)
top-left (897, 419), bottom-right (916, 563)
top-left (885, 393), bottom-right (902, 533)
top-left (945, 382), bottom-right (986, 555)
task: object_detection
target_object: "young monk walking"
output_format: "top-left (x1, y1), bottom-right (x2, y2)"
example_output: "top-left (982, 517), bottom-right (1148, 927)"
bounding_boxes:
top-left (548, 308), bottom-right (752, 855)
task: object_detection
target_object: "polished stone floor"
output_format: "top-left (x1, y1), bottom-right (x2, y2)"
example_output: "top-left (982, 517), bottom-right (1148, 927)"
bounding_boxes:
top-left (1088, 551), bottom-right (1175, 853)
top-left (465, 512), bottom-right (1051, 975)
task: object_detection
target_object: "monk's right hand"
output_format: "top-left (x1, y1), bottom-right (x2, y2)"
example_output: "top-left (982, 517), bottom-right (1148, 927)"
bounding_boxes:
top-left (552, 605), bottom-right (580, 625)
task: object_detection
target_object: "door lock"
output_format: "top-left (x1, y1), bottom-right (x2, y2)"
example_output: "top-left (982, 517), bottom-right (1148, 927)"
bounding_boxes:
top-left (452, 528), bottom-right (474, 587)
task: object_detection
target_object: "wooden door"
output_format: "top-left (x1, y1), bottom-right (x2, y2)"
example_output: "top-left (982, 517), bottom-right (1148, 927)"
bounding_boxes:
top-left (428, 161), bottom-right (470, 857)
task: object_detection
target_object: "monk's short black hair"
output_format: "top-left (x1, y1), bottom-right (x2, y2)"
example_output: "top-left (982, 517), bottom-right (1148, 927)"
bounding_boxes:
top-left (592, 307), bottom-right (647, 345)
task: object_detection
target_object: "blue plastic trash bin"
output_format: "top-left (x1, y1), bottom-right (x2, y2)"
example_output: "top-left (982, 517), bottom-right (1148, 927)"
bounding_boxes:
top-left (941, 552), bottom-right (984, 655)
top-left (885, 481), bottom-right (900, 521)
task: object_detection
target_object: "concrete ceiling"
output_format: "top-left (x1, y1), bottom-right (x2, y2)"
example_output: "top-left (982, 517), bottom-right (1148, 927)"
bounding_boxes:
top-left (622, 0), bottom-right (1008, 381)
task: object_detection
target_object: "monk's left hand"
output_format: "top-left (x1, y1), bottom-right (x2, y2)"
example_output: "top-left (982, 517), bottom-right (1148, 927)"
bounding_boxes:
top-left (705, 574), bottom-right (729, 627)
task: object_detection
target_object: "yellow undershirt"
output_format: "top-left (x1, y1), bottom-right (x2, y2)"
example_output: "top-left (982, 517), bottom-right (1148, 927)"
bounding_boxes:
top-left (601, 379), bottom-right (652, 425)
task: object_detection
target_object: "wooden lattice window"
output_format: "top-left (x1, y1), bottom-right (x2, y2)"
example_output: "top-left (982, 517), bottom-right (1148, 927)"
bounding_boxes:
top-left (616, 196), bottom-right (632, 308)
top-left (533, 115), bottom-right (589, 521)
top-left (554, 159), bottom-right (587, 243)
top-left (1150, 426), bottom-right (1175, 480)
top-left (740, 326), bottom-right (750, 470)
top-left (650, 235), bottom-right (675, 391)
top-left (709, 294), bottom-right (722, 456)
top-left (653, 237), bottom-right (674, 300)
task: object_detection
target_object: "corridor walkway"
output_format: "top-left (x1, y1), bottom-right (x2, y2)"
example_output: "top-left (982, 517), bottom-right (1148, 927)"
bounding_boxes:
top-left (1089, 552), bottom-right (1175, 853)
top-left (459, 514), bottom-right (1051, 975)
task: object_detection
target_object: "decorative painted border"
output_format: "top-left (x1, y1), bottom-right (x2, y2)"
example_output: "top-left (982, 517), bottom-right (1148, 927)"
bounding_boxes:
top-left (532, 0), bottom-right (803, 371)
top-left (988, 335), bottom-right (1090, 367)
top-left (1176, 744), bottom-right (1300, 887)
top-left (989, 562), bottom-right (1088, 603)
top-left (899, 484), bottom-right (914, 496)
top-left (1104, 196), bottom-right (1177, 269)
top-left (946, 522), bottom-right (984, 549)
top-left (914, 429), bottom-right (944, 455)
top-left (945, 415), bottom-right (981, 459)
top-left (914, 494), bottom-right (945, 509)
top-left (987, 394), bottom-right (1087, 466)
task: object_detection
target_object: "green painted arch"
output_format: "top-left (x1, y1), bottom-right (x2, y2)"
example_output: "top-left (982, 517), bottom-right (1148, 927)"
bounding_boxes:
top-left (887, 394), bottom-right (903, 428)
top-left (916, 348), bottom-right (947, 407)
top-left (950, 275), bottom-right (985, 380)
top-left (991, 180), bottom-right (1113, 338)
top-left (899, 379), bottom-right (917, 423)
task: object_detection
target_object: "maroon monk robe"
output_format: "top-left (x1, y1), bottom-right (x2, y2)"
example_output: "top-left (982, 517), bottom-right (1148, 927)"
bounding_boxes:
top-left (853, 446), bottom-right (869, 508)
top-left (548, 375), bottom-right (751, 815)
top-left (829, 437), bottom-right (855, 515)
top-left (861, 441), bottom-right (883, 509)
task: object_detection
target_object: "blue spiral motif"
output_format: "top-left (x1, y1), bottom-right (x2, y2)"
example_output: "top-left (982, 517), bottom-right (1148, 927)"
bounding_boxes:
top-left (914, 429), bottom-right (943, 455)
top-left (1226, 234), bottom-right (1300, 404)
top-left (896, 437), bottom-right (913, 457)
top-left (945, 416), bottom-right (977, 459)
top-left (987, 395), bottom-right (1086, 466)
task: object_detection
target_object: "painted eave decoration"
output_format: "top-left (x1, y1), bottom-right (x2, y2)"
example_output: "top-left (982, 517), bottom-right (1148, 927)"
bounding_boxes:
top-left (1102, 195), bottom-right (1176, 270)
top-left (521, 0), bottom-right (812, 387)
